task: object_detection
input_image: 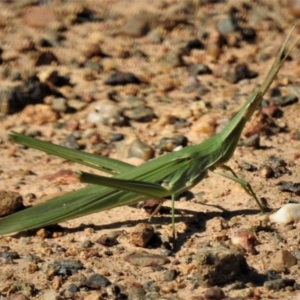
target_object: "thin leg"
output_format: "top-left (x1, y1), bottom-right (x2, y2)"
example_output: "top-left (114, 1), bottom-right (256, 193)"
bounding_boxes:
top-left (148, 201), bottom-right (163, 221)
top-left (148, 195), bottom-right (176, 242)
top-left (213, 165), bottom-right (265, 213)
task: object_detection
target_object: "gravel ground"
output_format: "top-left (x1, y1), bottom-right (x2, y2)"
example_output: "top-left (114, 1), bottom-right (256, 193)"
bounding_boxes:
top-left (1, 0), bottom-right (300, 299)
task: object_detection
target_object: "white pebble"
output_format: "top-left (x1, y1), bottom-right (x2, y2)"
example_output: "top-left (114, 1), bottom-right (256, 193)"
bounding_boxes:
top-left (269, 203), bottom-right (300, 224)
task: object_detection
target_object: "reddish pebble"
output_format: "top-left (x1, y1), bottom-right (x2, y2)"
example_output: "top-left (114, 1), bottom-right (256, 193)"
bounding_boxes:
top-left (22, 6), bottom-right (57, 28)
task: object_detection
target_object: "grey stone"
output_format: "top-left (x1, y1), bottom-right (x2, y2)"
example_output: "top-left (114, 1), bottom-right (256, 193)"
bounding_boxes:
top-left (195, 245), bottom-right (249, 286)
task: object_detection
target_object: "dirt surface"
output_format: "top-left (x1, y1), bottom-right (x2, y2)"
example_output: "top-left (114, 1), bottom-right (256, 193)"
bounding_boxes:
top-left (1, 0), bottom-right (300, 299)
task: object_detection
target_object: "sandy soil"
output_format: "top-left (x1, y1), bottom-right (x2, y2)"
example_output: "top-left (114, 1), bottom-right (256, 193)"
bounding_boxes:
top-left (1, 0), bottom-right (300, 299)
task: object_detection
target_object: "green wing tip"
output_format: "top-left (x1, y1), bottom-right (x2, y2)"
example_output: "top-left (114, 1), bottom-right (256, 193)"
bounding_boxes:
top-left (8, 131), bottom-right (16, 139)
top-left (9, 131), bottom-right (23, 142)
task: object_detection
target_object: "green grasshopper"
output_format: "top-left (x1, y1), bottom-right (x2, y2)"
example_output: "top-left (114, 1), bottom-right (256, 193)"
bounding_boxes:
top-left (0, 28), bottom-right (298, 237)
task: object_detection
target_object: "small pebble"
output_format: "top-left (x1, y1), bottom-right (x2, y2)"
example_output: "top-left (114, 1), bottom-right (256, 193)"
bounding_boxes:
top-left (36, 228), bottom-right (51, 238)
top-left (189, 64), bottom-right (212, 76)
top-left (82, 240), bottom-right (93, 248)
top-left (240, 134), bottom-right (260, 148)
top-left (106, 285), bottom-right (121, 298)
top-left (104, 250), bottom-right (113, 256)
top-left (238, 161), bottom-right (257, 172)
top-left (0, 190), bottom-right (24, 216)
top-left (119, 12), bottom-right (153, 37)
top-left (128, 139), bottom-right (155, 161)
top-left (129, 223), bottom-right (154, 247)
top-left (217, 16), bottom-right (237, 35)
top-left (108, 133), bottom-right (124, 141)
top-left (96, 232), bottom-right (119, 246)
top-left (85, 273), bottom-right (110, 289)
top-left (185, 39), bottom-right (204, 51)
top-left (105, 71), bottom-right (140, 86)
top-left (128, 286), bottom-right (146, 300)
top-left (51, 98), bottom-right (68, 112)
top-left (160, 249), bottom-right (172, 257)
top-left (54, 259), bottom-right (84, 274)
top-left (124, 107), bottom-right (155, 122)
top-left (269, 250), bottom-right (297, 272)
top-left (277, 181), bottom-right (300, 194)
top-left (23, 193), bottom-right (36, 204)
top-left (157, 136), bottom-right (188, 153)
top-left (67, 283), bottom-right (79, 293)
top-left (204, 287), bottom-right (225, 300)
top-left (269, 203), bottom-right (300, 224)
top-left (124, 253), bottom-right (170, 267)
top-left (144, 280), bottom-right (160, 293)
top-left (22, 6), bottom-right (57, 28)
top-left (260, 165), bottom-right (274, 179)
top-left (24, 254), bottom-right (41, 263)
top-left (60, 134), bottom-right (80, 150)
top-left (87, 101), bottom-right (125, 126)
top-left (125, 96), bottom-right (146, 108)
top-left (264, 278), bottom-right (295, 291)
top-left (164, 269), bottom-right (177, 282)
top-left (159, 48), bottom-right (184, 67)
top-left (27, 262), bottom-right (39, 274)
top-left (272, 94), bottom-right (298, 107)
top-left (223, 63), bottom-right (258, 84)
top-left (6, 282), bottom-right (36, 298)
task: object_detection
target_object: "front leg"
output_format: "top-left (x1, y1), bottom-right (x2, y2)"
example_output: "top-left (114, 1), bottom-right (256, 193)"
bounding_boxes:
top-left (213, 165), bottom-right (265, 213)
